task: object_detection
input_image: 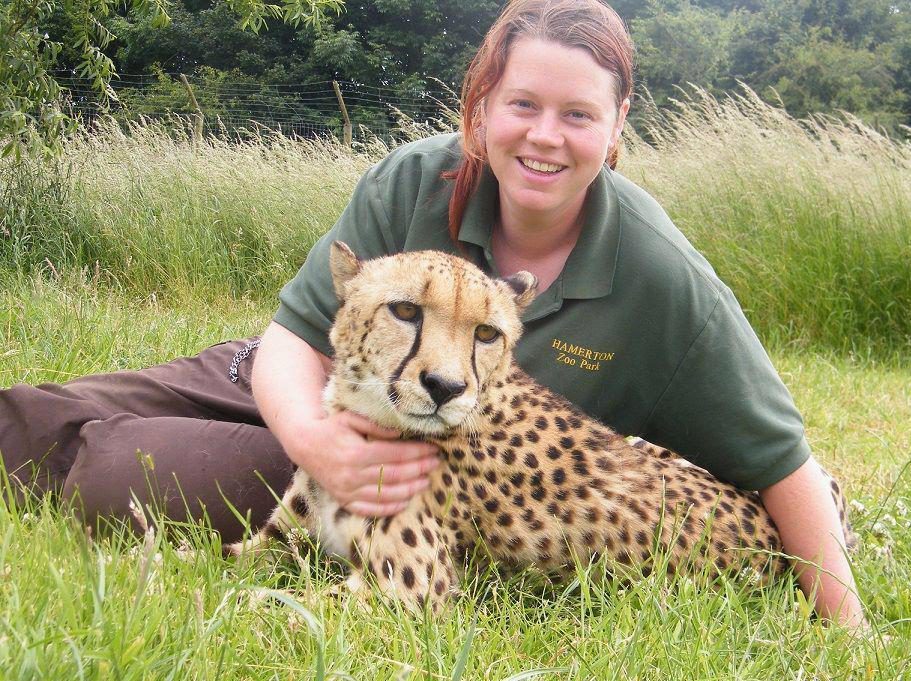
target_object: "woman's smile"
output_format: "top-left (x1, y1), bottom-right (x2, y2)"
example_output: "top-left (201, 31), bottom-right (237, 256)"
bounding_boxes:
top-left (518, 157), bottom-right (566, 174)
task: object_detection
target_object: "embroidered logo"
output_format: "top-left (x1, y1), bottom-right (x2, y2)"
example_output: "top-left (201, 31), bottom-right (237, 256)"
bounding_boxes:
top-left (551, 338), bottom-right (615, 371)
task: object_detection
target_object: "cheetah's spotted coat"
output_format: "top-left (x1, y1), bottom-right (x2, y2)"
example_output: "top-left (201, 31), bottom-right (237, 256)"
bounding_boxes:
top-left (231, 243), bottom-right (855, 610)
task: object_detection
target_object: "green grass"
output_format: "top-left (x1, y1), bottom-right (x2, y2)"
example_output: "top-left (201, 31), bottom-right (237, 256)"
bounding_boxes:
top-left (1, 462), bottom-right (909, 679)
top-left (1, 256), bottom-right (910, 680)
top-left (0, 121), bottom-right (380, 302)
top-left (1, 92), bottom-right (910, 677)
top-left (2, 89), bottom-right (910, 360)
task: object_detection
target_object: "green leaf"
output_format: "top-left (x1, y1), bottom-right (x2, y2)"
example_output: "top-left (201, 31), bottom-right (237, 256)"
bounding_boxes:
top-left (450, 611), bottom-right (478, 681)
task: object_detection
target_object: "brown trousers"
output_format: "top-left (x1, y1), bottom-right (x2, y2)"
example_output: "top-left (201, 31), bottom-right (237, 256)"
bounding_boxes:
top-left (0, 339), bottom-right (295, 542)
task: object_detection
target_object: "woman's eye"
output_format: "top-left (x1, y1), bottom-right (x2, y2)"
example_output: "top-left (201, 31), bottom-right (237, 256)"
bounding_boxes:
top-left (475, 324), bottom-right (501, 343)
top-left (390, 302), bottom-right (420, 321)
top-left (568, 110), bottom-right (591, 121)
top-left (513, 99), bottom-right (534, 109)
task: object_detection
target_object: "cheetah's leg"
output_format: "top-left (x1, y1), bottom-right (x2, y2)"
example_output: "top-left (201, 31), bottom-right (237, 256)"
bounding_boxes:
top-left (346, 504), bottom-right (458, 614)
top-left (820, 468), bottom-right (858, 551)
top-left (224, 471), bottom-right (314, 558)
top-left (626, 436), bottom-right (679, 461)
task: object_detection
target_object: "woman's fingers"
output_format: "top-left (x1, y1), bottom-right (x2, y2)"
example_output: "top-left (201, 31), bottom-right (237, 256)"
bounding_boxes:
top-left (349, 476), bottom-right (431, 506)
top-left (345, 500), bottom-right (412, 517)
top-left (351, 450), bottom-right (440, 488)
top-left (355, 438), bottom-right (439, 466)
top-left (338, 411), bottom-right (402, 440)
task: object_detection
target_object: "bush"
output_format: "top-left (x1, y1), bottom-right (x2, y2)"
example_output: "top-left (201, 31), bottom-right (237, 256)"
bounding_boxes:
top-left (624, 87), bottom-right (911, 361)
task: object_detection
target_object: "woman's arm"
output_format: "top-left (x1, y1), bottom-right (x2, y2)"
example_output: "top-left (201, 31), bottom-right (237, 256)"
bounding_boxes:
top-left (759, 456), bottom-right (866, 628)
top-left (251, 321), bottom-right (440, 516)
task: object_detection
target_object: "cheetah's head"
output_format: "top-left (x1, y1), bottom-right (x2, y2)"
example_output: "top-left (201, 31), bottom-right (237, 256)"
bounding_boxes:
top-left (325, 242), bottom-right (537, 437)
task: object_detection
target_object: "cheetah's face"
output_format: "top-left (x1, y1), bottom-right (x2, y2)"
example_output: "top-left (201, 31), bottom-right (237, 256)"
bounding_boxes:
top-left (326, 242), bottom-right (537, 436)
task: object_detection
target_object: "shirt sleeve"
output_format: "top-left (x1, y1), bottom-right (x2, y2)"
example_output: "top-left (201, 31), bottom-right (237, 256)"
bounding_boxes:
top-left (641, 285), bottom-right (811, 490)
top-left (273, 163), bottom-right (402, 356)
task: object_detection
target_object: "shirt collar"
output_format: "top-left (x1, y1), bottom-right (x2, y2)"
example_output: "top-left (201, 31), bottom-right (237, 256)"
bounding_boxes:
top-left (456, 164), bottom-right (622, 301)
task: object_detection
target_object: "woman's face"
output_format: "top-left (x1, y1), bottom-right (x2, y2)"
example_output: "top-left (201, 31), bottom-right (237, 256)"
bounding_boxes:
top-left (484, 37), bottom-right (629, 225)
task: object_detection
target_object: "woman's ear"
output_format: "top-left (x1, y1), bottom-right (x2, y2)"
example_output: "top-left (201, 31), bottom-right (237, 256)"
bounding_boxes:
top-left (609, 97), bottom-right (631, 150)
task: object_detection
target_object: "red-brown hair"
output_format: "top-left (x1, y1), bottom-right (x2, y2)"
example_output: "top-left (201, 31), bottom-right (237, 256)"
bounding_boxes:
top-left (445, 0), bottom-right (634, 243)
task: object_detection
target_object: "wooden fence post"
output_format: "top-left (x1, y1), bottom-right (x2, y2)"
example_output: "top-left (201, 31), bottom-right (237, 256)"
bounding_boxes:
top-left (179, 74), bottom-right (205, 143)
top-left (332, 80), bottom-right (353, 147)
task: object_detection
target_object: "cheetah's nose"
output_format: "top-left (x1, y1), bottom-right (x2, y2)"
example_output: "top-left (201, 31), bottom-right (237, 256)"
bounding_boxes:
top-left (420, 371), bottom-right (467, 407)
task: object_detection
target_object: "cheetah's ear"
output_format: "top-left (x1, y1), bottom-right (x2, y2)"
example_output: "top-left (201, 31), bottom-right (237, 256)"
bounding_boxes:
top-left (329, 241), bottom-right (361, 300)
top-left (499, 271), bottom-right (538, 312)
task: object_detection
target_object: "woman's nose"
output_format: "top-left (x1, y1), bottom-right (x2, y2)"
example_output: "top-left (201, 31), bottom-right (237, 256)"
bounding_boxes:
top-left (526, 112), bottom-right (563, 147)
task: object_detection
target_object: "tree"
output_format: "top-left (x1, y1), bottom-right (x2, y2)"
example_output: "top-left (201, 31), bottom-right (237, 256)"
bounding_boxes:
top-left (9, 0), bottom-right (910, 153)
top-left (77, 0), bottom-right (501, 139)
top-left (631, 1), bottom-right (744, 105)
top-left (0, 0), bottom-right (343, 159)
top-left (109, 0), bottom-right (502, 92)
top-left (767, 30), bottom-right (906, 127)
top-left (629, 0), bottom-right (911, 133)
top-left (726, 0), bottom-right (910, 128)
top-left (2, 2), bottom-right (67, 159)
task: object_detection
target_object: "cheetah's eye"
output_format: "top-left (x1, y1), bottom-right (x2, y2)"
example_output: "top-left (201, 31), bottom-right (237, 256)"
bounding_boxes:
top-left (475, 324), bottom-right (501, 343)
top-left (390, 301), bottom-right (420, 322)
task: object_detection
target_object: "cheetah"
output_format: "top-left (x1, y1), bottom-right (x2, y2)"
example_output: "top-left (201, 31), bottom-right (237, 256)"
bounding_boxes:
top-left (230, 241), bottom-right (856, 611)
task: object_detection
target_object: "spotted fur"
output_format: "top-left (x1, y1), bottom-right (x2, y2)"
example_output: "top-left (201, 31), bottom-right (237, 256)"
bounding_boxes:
top-left (229, 242), bottom-right (856, 611)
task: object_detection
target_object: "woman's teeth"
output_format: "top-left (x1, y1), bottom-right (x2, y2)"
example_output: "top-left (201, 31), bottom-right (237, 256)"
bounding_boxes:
top-left (520, 158), bottom-right (564, 173)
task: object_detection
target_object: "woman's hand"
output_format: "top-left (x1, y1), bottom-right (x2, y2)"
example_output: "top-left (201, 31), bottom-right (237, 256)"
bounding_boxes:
top-left (284, 410), bottom-right (439, 516)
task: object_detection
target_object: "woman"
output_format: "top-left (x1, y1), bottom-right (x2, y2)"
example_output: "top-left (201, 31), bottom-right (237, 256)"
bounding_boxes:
top-left (1, 0), bottom-right (863, 627)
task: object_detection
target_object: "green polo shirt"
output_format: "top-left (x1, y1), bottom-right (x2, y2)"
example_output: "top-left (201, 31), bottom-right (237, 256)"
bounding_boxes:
top-left (275, 133), bottom-right (810, 491)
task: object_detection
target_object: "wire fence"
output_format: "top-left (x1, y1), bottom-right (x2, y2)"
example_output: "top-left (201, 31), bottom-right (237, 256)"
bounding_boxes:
top-left (55, 71), bottom-right (459, 142)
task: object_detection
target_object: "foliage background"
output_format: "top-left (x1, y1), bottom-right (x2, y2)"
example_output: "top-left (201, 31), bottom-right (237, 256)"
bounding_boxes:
top-left (30, 0), bottom-right (911, 140)
top-left (2, 2), bottom-right (910, 675)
